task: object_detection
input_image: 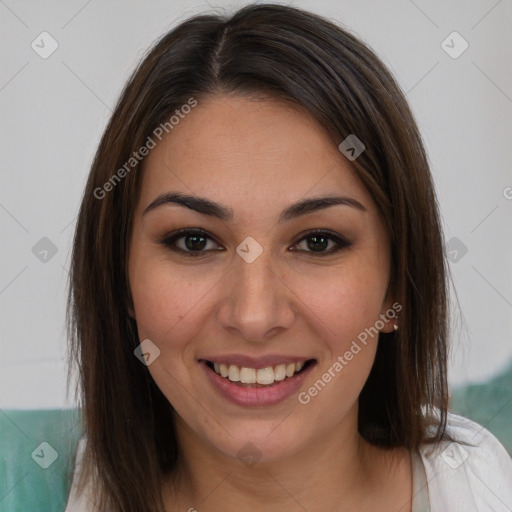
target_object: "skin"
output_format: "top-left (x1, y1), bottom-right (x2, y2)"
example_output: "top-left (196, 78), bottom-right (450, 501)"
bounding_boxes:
top-left (128, 94), bottom-right (412, 511)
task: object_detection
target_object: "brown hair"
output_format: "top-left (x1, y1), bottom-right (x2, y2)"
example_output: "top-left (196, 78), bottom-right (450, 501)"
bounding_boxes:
top-left (67, 3), bottom-right (450, 510)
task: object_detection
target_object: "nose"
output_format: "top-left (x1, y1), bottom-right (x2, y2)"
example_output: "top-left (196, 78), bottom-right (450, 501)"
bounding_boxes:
top-left (216, 244), bottom-right (296, 343)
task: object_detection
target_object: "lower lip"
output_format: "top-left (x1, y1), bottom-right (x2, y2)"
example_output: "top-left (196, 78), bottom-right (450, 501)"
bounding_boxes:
top-left (200, 361), bottom-right (315, 407)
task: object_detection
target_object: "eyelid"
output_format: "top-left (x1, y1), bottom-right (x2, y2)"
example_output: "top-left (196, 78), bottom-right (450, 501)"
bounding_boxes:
top-left (159, 228), bottom-right (351, 256)
top-left (160, 228), bottom-right (220, 254)
top-left (291, 228), bottom-right (350, 246)
top-left (289, 229), bottom-right (351, 255)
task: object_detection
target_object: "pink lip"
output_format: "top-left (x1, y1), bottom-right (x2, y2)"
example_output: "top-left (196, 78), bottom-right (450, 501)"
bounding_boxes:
top-left (198, 354), bottom-right (311, 369)
top-left (199, 359), bottom-right (315, 407)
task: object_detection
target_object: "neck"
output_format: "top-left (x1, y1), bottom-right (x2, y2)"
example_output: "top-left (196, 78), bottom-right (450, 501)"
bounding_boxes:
top-left (162, 406), bottom-right (404, 512)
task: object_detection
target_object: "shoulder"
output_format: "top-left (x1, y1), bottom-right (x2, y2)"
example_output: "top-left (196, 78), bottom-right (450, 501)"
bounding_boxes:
top-left (418, 411), bottom-right (512, 510)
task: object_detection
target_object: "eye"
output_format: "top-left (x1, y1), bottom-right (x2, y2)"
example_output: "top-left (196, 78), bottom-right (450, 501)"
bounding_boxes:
top-left (160, 228), bottom-right (223, 257)
top-left (290, 230), bottom-right (350, 256)
top-left (160, 228), bottom-right (351, 258)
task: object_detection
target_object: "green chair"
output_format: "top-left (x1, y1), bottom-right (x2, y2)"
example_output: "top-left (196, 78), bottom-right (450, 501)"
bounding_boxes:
top-left (0, 409), bottom-right (82, 512)
top-left (450, 360), bottom-right (512, 457)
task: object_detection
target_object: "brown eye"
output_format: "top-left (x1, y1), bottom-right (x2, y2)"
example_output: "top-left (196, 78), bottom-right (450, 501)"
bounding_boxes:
top-left (161, 229), bottom-right (222, 257)
top-left (181, 233), bottom-right (207, 251)
top-left (290, 230), bottom-right (350, 255)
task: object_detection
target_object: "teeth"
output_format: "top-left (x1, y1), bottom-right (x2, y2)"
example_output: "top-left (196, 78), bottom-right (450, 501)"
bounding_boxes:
top-left (228, 365), bottom-right (240, 382)
top-left (219, 363), bottom-right (229, 378)
top-left (211, 361), bottom-right (308, 385)
top-left (240, 367), bottom-right (256, 384)
top-left (274, 364), bottom-right (286, 381)
top-left (257, 367), bottom-right (275, 385)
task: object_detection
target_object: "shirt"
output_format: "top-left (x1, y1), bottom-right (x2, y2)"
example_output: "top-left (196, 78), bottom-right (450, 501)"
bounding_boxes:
top-left (416, 412), bottom-right (512, 511)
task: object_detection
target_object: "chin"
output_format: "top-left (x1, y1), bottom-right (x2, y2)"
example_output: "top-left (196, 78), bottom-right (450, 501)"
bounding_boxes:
top-left (200, 416), bottom-right (314, 466)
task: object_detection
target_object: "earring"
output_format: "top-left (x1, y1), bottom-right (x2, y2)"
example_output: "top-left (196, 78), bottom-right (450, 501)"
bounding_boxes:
top-left (393, 323), bottom-right (399, 331)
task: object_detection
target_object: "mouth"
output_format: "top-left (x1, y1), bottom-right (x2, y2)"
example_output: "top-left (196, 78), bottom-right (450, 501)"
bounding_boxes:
top-left (205, 359), bottom-right (315, 387)
top-left (199, 357), bottom-right (316, 406)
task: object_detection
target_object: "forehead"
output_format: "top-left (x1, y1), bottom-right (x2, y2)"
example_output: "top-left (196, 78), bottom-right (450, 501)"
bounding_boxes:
top-left (138, 95), bottom-right (376, 218)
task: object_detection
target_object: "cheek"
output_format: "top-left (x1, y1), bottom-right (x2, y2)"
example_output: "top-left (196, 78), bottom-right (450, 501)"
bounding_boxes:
top-left (128, 257), bottom-right (218, 410)
top-left (290, 260), bottom-right (387, 348)
top-left (293, 270), bottom-right (383, 415)
top-left (129, 255), bottom-right (219, 346)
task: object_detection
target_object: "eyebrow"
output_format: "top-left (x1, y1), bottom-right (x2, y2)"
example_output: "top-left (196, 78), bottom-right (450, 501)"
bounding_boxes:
top-left (143, 191), bottom-right (366, 223)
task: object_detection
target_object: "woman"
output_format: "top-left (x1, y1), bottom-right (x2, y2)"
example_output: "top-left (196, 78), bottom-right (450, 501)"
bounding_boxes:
top-left (65, 4), bottom-right (512, 511)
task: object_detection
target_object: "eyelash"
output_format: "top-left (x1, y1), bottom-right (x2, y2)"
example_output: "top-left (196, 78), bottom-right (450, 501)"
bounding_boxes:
top-left (159, 228), bottom-right (351, 257)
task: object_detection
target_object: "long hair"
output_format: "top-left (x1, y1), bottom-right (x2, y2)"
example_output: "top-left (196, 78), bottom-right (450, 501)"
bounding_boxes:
top-left (67, 4), bottom-right (449, 510)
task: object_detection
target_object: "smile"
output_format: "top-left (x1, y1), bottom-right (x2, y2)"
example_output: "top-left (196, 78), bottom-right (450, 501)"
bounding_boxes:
top-left (199, 358), bottom-right (316, 406)
top-left (208, 361), bottom-right (308, 386)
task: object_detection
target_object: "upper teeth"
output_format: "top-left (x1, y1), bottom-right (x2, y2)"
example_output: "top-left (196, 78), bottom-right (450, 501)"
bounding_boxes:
top-left (212, 362), bottom-right (306, 385)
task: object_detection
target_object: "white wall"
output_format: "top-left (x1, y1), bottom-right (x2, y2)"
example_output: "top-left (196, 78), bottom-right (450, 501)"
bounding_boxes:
top-left (1, 0), bottom-right (511, 408)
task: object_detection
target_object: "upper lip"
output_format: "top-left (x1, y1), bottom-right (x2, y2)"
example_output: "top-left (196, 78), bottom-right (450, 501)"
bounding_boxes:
top-left (198, 354), bottom-right (314, 369)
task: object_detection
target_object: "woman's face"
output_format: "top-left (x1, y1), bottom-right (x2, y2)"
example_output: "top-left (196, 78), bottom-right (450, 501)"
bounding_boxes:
top-left (128, 94), bottom-right (396, 463)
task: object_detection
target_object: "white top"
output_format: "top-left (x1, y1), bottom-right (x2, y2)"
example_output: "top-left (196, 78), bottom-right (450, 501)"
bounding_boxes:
top-left (411, 448), bottom-right (431, 511)
top-left (65, 412), bottom-right (512, 511)
top-left (416, 412), bottom-right (512, 511)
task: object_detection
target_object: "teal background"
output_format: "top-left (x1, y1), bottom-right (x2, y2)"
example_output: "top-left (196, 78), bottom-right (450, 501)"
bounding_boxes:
top-left (0, 409), bottom-right (81, 512)
top-left (450, 360), bottom-right (512, 456)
